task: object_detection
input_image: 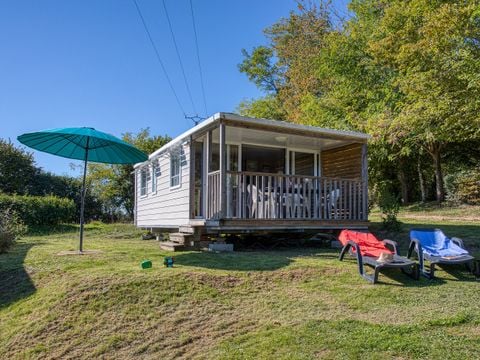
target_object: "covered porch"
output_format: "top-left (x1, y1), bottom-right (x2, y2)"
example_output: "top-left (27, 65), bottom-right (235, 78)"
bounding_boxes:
top-left (190, 114), bottom-right (368, 230)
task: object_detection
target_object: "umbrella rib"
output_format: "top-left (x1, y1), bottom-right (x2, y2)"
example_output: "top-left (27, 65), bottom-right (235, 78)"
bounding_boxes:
top-left (50, 134), bottom-right (80, 157)
top-left (101, 145), bottom-right (115, 163)
top-left (114, 144), bottom-right (130, 163)
top-left (116, 143), bottom-right (141, 163)
top-left (27, 133), bottom-right (85, 150)
top-left (21, 133), bottom-right (66, 148)
top-left (67, 135), bottom-right (85, 159)
top-left (105, 143), bottom-right (122, 163)
top-left (88, 141), bottom-right (113, 150)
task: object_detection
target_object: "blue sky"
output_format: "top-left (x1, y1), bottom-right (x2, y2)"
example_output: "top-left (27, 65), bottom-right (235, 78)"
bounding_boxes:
top-left (1, 0), bottom-right (349, 176)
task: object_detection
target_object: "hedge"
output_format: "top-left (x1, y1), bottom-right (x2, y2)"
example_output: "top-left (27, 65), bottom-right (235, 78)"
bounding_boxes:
top-left (0, 194), bottom-right (76, 226)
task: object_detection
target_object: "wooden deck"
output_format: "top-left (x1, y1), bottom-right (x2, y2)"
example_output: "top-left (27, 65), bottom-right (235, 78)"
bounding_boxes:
top-left (203, 219), bottom-right (368, 233)
top-left (207, 171), bottom-right (368, 222)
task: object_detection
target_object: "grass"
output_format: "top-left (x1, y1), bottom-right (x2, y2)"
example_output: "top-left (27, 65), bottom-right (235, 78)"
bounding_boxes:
top-left (0, 211), bottom-right (479, 359)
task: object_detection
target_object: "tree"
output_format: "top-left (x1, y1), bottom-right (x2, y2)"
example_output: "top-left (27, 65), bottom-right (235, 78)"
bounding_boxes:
top-left (238, 1), bottom-right (332, 123)
top-left (0, 139), bottom-right (103, 220)
top-left (87, 129), bottom-right (171, 219)
top-left (237, 95), bottom-right (287, 120)
top-left (367, 0), bottom-right (480, 201)
top-left (238, 47), bottom-right (284, 94)
top-left (0, 139), bottom-right (37, 195)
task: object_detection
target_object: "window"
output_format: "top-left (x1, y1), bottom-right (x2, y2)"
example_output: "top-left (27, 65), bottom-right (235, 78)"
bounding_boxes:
top-left (294, 152), bottom-right (315, 176)
top-left (151, 164), bottom-right (157, 194)
top-left (140, 169), bottom-right (147, 196)
top-left (170, 154), bottom-right (181, 188)
top-left (180, 147), bottom-right (187, 166)
top-left (242, 145), bottom-right (285, 173)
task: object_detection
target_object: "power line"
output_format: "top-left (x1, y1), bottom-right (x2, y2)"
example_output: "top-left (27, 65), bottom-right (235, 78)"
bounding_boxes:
top-left (162, 0), bottom-right (197, 115)
top-left (189, 0), bottom-right (208, 117)
top-left (132, 0), bottom-right (187, 117)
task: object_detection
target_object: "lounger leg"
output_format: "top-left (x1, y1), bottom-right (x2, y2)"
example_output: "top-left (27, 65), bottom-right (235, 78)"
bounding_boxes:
top-left (416, 262), bottom-right (434, 279)
top-left (417, 249), bottom-right (433, 279)
top-left (401, 263), bottom-right (420, 280)
top-left (372, 266), bottom-right (381, 284)
top-left (339, 244), bottom-right (351, 261)
top-left (413, 263), bottom-right (420, 280)
top-left (465, 260), bottom-right (475, 274)
top-left (407, 241), bottom-right (416, 259)
top-left (429, 263), bottom-right (435, 279)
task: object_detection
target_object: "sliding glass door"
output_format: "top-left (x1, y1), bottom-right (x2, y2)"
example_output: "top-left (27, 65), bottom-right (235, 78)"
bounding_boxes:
top-left (288, 150), bottom-right (318, 176)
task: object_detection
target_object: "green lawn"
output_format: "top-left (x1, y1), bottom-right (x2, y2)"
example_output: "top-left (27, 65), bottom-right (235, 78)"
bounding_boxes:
top-left (1, 213), bottom-right (479, 359)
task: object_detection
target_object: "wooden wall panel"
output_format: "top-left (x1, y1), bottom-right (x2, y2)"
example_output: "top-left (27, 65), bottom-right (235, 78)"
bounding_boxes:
top-left (321, 144), bottom-right (362, 179)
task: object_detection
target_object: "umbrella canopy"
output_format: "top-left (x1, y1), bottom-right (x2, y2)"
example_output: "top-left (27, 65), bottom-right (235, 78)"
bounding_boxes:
top-left (18, 127), bottom-right (148, 253)
top-left (17, 127), bottom-right (147, 164)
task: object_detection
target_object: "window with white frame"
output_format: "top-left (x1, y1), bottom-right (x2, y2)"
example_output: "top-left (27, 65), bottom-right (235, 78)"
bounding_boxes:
top-left (170, 154), bottom-right (181, 188)
top-left (151, 164), bottom-right (157, 194)
top-left (151, 160), bottom-right (161, 194)
top-left (140, 168), bottom-right (147, 196)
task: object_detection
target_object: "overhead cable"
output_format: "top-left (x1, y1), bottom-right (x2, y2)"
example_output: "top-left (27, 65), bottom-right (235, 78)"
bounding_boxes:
top-left (132, 0), bottom-right (187, 116)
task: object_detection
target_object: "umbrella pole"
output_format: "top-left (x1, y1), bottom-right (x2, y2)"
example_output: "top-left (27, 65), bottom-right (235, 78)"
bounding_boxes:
top-left (79, 140), bottom-right (89, 253)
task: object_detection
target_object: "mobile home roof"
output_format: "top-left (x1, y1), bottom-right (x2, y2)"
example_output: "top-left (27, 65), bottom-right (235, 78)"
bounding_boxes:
top-left (134, 112), bottom-right (369, 168)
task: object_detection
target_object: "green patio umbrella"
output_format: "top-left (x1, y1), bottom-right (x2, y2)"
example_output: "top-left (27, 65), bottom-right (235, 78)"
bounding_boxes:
top-left (18, 127), bottom-right (148, 252)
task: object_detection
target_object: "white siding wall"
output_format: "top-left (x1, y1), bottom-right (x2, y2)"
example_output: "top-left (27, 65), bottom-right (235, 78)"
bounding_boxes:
top-left (136, 143), bottom-right (190, 228)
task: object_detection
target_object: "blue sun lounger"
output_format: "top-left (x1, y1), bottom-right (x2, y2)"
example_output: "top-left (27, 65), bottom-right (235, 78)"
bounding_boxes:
top-left (407, 228), bottom-right (476, 279)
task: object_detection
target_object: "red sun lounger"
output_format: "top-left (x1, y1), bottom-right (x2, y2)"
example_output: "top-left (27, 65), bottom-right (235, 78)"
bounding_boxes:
top-left (338, 229), bottom-right (419, 284)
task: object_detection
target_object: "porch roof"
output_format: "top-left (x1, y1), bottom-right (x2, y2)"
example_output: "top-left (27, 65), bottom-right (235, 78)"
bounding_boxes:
top-left (134, 112), bottom-right (370, 168)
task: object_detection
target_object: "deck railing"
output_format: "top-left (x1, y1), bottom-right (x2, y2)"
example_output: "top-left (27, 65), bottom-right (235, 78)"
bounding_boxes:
top-left (207, 170), bottom-right (221, 219)
top-left (207, 171), bottom-right (367, 221)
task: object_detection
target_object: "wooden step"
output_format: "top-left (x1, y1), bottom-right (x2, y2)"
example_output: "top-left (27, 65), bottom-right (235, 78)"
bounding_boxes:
top-left (178, 225), bottom-right (195, 234)
top-left (159, 241), bottom-right (185, 252)
top-left (169, 232), bottom-right (193, 245)
top-left (189, 219), bottom-right (205, 227)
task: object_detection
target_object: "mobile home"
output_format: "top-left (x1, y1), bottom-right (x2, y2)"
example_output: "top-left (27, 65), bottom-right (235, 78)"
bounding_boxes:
top-left (134, 112), bottom-right (369, 249)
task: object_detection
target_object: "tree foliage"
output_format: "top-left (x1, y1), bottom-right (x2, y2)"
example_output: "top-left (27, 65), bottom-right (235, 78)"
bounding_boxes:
top-left (87, 129), bottom-right (171, 219)
top-left (237, 95), bottom-right (287, 120)
top-left (0, 140), bottom-right (102, 221)
top-left (0, 139), bottom-right (37, 195)
top-left (238, 0), bottom-right (480, 203)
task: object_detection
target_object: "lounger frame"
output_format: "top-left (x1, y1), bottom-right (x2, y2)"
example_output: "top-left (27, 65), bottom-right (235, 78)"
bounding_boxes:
top-left (407, 231), bottom-right (476, 279)
top-left (339, 239), bottom-right (419, 284)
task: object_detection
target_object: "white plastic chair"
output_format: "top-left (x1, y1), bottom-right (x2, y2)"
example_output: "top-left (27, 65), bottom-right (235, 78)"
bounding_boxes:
top-left (247, 183), bottom-right (259, 218)
top-left (329, 188), bottom-right (340, 218)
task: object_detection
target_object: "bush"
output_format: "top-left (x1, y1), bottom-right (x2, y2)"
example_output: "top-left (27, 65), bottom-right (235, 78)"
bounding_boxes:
top-left (445, 168), bottom-right (480, 205)
top-left (0, 194), bottom-right (76, 226)
top-left (0, 208), bottom-right (27, 253)
top-left (378, 185), bottom-right (401, 231)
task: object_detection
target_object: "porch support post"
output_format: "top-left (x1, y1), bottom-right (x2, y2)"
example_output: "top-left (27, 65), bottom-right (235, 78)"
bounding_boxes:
top-left (361, 143), bottom-right (368, 221)
top-left (133, 169), bottom-right (138, 227)
top-left (219, 121), bottom-right (227, 218)
top-left (204, 131), bottom-right (211, 219)
top-left (188, 136), bottom-right (195, 219)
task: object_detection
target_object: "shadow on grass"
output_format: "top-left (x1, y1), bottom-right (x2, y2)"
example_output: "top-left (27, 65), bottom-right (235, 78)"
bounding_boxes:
top-left (376, 267), bottom-right (447, 287)
top-left (0, 241), bottom-right (39, 308)
top-left (436, 264), bottom-right (479, 282)
top-left (338, 257), bottom-right (448, 287)
top-left (28, 224), bottom-right (78, 236)
top-left (173, 251), bottom-right (292, 271)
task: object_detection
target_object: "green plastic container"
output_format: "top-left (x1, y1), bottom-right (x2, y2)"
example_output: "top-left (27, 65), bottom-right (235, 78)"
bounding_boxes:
top-left (141, 260), bottom-right (152, 269)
